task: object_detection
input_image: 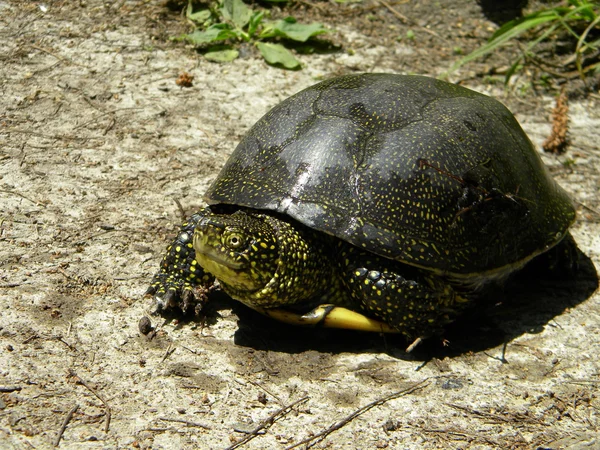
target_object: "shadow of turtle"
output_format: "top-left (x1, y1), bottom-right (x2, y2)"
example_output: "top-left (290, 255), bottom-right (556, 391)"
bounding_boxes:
top-left (422, 246), bottom-right (598, 359)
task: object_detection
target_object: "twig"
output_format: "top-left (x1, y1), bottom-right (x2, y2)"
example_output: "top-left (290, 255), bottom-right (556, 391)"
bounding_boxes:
top-left (0, 385), bottom-right (22, 392)
top-left (32, 60), bottom-right (61, 76)
top-left (483, 341), bottom-right (508, 364)
top-left (376, 0), bottom-right (444, 41)
top-left (405, 336), bottom-right (422, 353)
top-left (54, 336), bottom-right (77, 352)
top-left (565, 379), bottom-right (600, 385)
top-left (68, 370), bottom-right (111, 433)
top-left (54, 404), bottom-right (79, 447)
top-left (0, 189), bottom-right (46, 206)
top-left (6, 128), bottom-right (103, 142)
top-left (287, 380), bottom-right (429, 449)
top-left (446, 402), bottom-right (541, 425)
top-left (173, 198), bottom-right (186, 221)
top-left (161, 343), bottom-right (176, 362)
top-left (376, 0), bottom-right (410, 23)
top-left (421, 427), bottom-right (500, 446)
top-left (224, 396), bottom-right (310, 450)
top-left (31, 45), bottom-right (71, 64)
top-left (245, 379), bottom-right (284, 406)
top-left (158, 417), bottom-right (211, 430)
top-left (578, 200), bottom-right (600, 218)
top-left (72, 107), bottom-right (143, 130)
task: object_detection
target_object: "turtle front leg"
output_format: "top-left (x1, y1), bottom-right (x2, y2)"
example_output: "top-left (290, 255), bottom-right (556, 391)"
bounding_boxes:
top-left (340, 249), bottom-right (470, 340)
top-left (146, 212), bottom-right (215, 315)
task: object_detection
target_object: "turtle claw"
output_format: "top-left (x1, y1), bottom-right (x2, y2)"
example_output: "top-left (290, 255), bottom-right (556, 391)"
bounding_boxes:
top-left (144, 284), bottom-right (157, 296)
top-left (163, 289), bottom-right (178, 309)
top-left (181, 289), bottom-right (195, 315)
top-left (147, 295), bottom-right (165, 316)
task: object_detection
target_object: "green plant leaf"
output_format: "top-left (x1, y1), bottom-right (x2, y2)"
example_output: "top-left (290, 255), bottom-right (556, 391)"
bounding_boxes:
top-left (446, 0), bottom-right (600, 81)
top-left (449, 11), bottom-right (560, 73)
top-left (489, 9), bottom-right (562, 41)
top-left (205, 47), bottom-right (240, 62)
top-left (257, 42), bottom-right (301, 69)
top-left (261, 17), bottom-right (329, 42)
top-left (247, 11), bottom-right (265, 38)
top-left (504, 57), bottom-right (524, 84)
top-left (186, 1), bottom-right (212, 25)
top-left (189, 10), bottom-right (212, 23)
top-left (181, 24), bottom-right (238, 45)
top-left (220, 0), bottom-right (253, 29)
top-left (567, 0), bottom-right (598, 22)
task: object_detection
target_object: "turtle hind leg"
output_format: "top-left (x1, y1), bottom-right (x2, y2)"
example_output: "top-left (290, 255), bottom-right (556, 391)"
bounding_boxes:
top-left (525, 232), bottom-right (580, 278)
top-left (548, 232), bottom-right (580, 273)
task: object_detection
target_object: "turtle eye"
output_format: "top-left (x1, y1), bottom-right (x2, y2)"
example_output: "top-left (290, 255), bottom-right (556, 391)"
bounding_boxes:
top-left (223, 231), bottom-right (245, 250)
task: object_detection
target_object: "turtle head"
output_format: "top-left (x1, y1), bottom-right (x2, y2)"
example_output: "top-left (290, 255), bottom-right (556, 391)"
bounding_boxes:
top-left (193, 209), bottom-right (279, 293)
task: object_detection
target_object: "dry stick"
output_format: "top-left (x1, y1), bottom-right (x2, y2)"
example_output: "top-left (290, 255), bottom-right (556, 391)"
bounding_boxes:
top-left (173, 198), bottom-right (187, 221)
top-left (286, 380), bottom-right (429, 450)
top-left (31, 45), bottom-right (79, 66)
top-left (0, 385), bottom-right (22, 393)
top-left (376, 0), bottom-right (410, 23)
top-left (158, 417), bottom-right (211, 430)
top-left (376, 0), bottom-right (444, 42)
top-left (54, 404), bottom-right (79, 447)
top-left (566, 379), bottom-right (600, 385)
top-left (446, 402), bottom-right (541, 425)
top-left (72, 107), bottom-right (143, 130)
top-left (224, 396), bottom-right (310, 450)
top-left (578, 200), bottom-right (600, 218)
top-left (405, 336), bottom-right (422, 353)
top-left (422, 427), bottom-right (499, 446)
top-left (161, 343), bottom-right (176, 363)
top-left (68, 370), bottom-right (111, 433)
top-left (6, 129), bottom-right (103, 142)
top-left (0, 189), bottom-right (46, 206)
top-left (246, 379), bottom-right (284, 406)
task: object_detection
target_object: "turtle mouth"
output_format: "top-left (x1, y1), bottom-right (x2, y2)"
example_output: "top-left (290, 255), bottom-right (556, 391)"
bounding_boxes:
top-left (195, 247), bottom-right (245, 270)
top-left (193, 221), bottom-right (261, 291)
top-left (191, 210), bottom-right (280, 294)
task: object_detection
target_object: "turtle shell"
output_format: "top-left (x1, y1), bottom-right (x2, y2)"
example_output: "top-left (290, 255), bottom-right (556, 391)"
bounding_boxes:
top-left (205, 74), bottom-right (575, 276)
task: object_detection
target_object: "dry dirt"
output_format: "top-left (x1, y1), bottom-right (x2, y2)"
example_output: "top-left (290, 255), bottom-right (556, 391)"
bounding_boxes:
top-left (1, 1), bottom-right (599, 449)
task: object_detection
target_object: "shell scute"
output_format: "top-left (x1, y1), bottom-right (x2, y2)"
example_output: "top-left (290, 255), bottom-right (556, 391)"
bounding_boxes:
top-left (206, 74), bottom-right (575, 275)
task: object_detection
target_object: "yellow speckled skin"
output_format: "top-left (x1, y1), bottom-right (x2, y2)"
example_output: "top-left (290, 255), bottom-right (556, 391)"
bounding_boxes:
top-left (192, 209), bottom-right (344, 309)
top-left (147, 74), bottom-right (576, 338)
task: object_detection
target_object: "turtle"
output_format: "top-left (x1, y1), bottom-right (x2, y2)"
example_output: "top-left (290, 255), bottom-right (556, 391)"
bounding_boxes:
top-left (145, 73), bottom-right (576, 343)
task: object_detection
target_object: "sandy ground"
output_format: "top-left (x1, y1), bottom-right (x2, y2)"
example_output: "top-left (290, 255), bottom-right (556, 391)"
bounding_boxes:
top-left (1, 1), bottom-right (599, 449)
